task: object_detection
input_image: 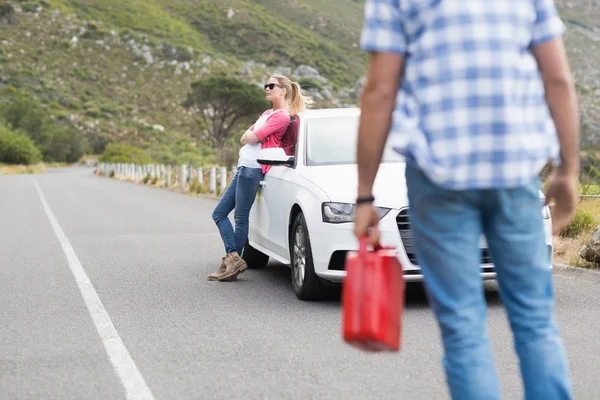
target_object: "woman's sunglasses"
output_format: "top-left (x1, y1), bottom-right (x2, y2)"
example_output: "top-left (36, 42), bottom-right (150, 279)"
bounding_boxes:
top-left (264, 83), bottom-right (284, 90)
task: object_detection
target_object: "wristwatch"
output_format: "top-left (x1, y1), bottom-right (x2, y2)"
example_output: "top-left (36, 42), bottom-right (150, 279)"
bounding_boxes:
top-left (356, 195), bottom-right (375, 205)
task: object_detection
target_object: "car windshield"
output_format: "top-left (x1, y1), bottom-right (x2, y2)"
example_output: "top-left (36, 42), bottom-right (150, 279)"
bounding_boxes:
top-left (305, 115), bottom-right (405, 166)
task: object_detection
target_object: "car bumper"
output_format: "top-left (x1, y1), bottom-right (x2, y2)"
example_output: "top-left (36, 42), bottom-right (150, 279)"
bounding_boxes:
top-left (309, 213), bottom-right (554, 284)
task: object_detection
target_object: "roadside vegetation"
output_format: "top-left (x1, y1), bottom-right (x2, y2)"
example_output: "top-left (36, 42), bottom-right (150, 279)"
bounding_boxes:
top-left (549, 156), bottom-right (600, 269)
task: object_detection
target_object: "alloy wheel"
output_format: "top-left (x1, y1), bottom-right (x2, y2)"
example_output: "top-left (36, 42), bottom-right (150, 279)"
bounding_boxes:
top-left (293, 226), bottom-right (306, 288)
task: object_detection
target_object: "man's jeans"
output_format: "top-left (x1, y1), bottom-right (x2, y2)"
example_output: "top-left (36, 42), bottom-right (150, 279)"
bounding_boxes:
top-left (212, 166), bottom-right (263, 255)
top-left (405, 165), bottom-right (572, 400)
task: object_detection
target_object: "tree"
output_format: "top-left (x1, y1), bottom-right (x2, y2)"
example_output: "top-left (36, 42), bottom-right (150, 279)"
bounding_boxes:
top-left (183, 76), bottom-right (269, 162)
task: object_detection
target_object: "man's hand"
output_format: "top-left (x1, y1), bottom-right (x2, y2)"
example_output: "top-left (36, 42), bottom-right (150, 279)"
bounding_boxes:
top-left (545, 168), bottom-right (578, 235)
top-left (353, 204), bottom-right (381, 247)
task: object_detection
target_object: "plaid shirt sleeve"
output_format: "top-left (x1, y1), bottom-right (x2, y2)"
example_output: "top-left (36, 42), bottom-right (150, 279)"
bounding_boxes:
top-left (360, 0), bottom-right (407, 55)
top-left (531, 0), bottom-right (566, 46)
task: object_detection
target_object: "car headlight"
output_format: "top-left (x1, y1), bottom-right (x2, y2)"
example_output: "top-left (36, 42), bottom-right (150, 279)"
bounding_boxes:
top-left (321, 202), bottom-right (391, 224)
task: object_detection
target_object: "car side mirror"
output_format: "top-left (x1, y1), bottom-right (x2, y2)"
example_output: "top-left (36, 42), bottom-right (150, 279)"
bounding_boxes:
top-left (257, 148), bottom-right (295, 166)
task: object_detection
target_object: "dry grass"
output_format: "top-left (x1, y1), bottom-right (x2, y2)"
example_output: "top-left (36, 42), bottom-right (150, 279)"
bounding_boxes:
top-left (553, 198), bottom-right (600, 269)
top-left (0, 164), bottom-right (47, 175)
top-left (44, 162), bottom-right (72, 168)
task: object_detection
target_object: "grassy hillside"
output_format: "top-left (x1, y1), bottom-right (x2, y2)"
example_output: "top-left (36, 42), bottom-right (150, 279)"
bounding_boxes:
top-left (0, 0), bottom-right (598, 165)
top-left (48, 0), bottom-right (367, 88)
top-left (557, 0), bottom-right (600, 149)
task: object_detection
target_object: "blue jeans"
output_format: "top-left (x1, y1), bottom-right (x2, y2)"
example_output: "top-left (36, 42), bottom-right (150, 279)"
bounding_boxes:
top-left (405, 164), bottom-right (571, 400)
top-left (212, 166), bottom-right (263, 255)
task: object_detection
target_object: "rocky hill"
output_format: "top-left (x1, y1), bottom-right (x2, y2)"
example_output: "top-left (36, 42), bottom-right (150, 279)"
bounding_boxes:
top-left (0, 0), bottom-right (598, 164)
top-left (557, 1), bottom-right (600, 149)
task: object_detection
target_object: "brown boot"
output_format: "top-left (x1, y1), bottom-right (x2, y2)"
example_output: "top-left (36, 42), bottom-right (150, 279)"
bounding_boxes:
top-left (207, 257), bottom-right (226, 281)
top-left (218, 252), bottom-right (248, 282)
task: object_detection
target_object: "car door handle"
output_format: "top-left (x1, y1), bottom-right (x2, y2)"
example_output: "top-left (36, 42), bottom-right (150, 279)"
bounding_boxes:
top-left (259, 180), bottom-right (267, 186)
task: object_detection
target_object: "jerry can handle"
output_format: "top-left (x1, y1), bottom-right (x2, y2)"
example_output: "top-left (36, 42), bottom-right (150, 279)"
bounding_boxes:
top-left (359, 236), bottom-right (383, 255)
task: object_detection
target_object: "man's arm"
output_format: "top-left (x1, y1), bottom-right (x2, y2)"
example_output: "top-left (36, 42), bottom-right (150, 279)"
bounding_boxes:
top-left (531, 38), bottom-right (579, 175)
top-left (357, 52), bottom-right (405, 199)
top-left (531, 36), bottom-right (580, 234)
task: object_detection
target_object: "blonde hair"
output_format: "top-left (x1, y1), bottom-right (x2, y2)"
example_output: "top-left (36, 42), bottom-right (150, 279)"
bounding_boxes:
top-left (271, 74), bottom-right (315, 116)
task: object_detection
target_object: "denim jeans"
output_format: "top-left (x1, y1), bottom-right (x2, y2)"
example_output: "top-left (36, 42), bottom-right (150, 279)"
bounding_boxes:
top-left (212, 166), bottom-right (263, 255)
top-left (405, 164), bottom-right (571, 400)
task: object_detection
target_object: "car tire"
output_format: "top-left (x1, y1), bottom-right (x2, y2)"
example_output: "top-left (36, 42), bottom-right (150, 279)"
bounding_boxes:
top-left (242, 240), bottom-right (269, 269)
top-left (291, 212), bottom-right (330, 301)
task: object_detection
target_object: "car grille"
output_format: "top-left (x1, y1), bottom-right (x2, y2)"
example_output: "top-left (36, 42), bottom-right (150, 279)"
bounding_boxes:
top-left (396, 209), bottom-right (493, 266)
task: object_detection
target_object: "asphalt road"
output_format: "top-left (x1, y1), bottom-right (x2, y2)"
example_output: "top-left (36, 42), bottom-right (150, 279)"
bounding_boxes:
top-left (1, 167), bottom-right (599, 400)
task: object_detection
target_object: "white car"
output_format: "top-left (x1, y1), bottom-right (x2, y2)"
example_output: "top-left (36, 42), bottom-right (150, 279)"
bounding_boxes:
top-left (242, 108), bottom-right (554, 301)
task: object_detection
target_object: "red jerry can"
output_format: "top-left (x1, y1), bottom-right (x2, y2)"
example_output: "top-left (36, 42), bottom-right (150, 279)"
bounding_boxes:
top-left (342, 238), bottom-right (405, 352)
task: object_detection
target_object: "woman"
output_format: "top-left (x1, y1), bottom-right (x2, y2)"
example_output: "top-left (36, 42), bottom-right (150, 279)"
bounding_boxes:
top-left (209, 75), bottom-right (314, 282)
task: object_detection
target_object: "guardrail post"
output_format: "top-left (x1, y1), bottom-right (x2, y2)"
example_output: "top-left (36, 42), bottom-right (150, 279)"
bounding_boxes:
top-left (180, 165), bottom-right (187, 191)
top-left (209, 167), bottom-right (216, 193)
top-left (220, 167), bottom-right (227, 194)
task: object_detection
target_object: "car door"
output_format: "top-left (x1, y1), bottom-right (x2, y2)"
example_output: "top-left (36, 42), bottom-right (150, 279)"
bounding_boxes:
top-left (258, 166), bottom-right (299, 259)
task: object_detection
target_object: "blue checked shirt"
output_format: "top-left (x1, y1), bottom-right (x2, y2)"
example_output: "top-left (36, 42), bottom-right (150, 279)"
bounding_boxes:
top-left (361, 0), bottom-right (566, 190)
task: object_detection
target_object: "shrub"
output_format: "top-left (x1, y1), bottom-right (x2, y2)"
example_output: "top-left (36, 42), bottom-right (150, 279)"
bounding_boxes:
top-left (176, 151), bottom-right (207, 167)
top-left (0, 87), bottom-right (85, 162)
top-left (298, 77), bottom-right (324, 91)
top-left (42, 124), bottom-right (85, 163)
top-left (0, 123), bottom-right (42, 165)
top-left (560, 209), bottom-right (595, 238)
top-left (0, 2), bottom-right (16, 24)
top-left (147, 145), bottom-right (177, 165)
top-left (21, 2), bottom-right (38, 13)
top-left (99, 142), bottom-right (153, 164)
top-left (0, 88), bottom-right (50, 149)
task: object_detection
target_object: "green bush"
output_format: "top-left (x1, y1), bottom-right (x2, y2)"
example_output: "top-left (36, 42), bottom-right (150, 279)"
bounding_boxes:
top-left (147, 144), bottom-right (177, 165)
top-left (99, 142), bottom-right (153, 164)
top-left (0, 87), bottom-right (85, 163)
top-left (560, 209), bottom-right (595, 238)
top-left (298, 78), bottom-right (324, 91)
top-left (0, 3), bottom-right (16, 23)
top-left (43, 124), bottom-right (85, 163)
top-left (0, 123), bottom-right (42, 165)
top-left (0, 88), bottom-right (50, 148)
top-left (21, 2), bottom-right (38, 13)
top-left (176, 151), bottom-right (208, 167)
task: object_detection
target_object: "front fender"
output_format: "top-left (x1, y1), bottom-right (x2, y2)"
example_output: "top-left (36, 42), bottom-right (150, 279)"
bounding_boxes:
top-left (286, 177), bottom-right (330, 251)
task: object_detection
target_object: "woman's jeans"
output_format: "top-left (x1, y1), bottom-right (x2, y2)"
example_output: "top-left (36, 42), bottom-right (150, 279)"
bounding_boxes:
top-left (212, 166), bottom-right (263, 255)
top-left (405, 164), bottom-right (572, 400)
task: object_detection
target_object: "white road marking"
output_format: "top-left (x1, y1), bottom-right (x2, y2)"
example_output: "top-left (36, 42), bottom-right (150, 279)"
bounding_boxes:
top-left (33, 179), bottom-right (156, 400)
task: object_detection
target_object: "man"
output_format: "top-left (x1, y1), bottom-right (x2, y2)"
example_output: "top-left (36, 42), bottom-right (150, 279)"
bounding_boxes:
top-left (354, 1), bottom-right (579, 399)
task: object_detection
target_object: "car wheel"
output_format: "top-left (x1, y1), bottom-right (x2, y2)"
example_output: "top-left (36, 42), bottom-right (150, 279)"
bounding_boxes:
top-left (291, 212), bottom-right (329, 301)
top-left (242, 240), bottom-right (269, 269)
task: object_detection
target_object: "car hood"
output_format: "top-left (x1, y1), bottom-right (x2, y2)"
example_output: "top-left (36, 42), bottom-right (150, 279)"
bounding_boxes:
top-left (300, 163), bottom-right (408, 208)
